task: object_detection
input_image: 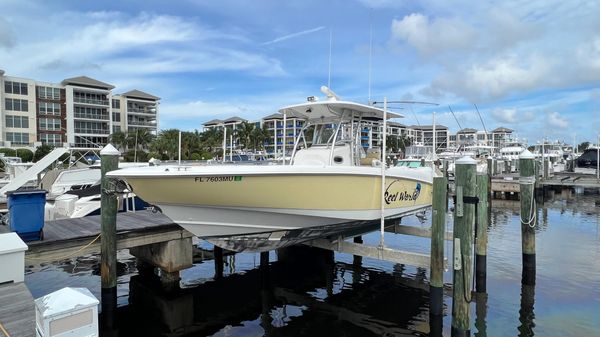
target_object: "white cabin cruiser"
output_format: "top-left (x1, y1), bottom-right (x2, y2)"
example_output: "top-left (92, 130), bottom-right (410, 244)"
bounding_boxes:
top-left (108, 88), bottom-right (435, 251)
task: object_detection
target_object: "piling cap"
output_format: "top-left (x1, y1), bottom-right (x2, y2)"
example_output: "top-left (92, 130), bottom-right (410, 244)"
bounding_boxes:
top-left (455, 156), bottom-right (477, 165)
top-left (100, 144), bottom-right (120, 156)
top-left (519, 149), bottom-right (535, 159)
top-left (35, 287), bottom-right (99, 318)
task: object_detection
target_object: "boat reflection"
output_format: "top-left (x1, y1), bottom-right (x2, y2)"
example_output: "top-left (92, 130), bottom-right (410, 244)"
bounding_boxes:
top-left (106, 246), bottom-right (432, 337)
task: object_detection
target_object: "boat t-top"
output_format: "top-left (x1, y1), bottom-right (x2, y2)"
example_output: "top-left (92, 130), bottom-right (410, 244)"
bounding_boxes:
top-left (109, 87), bottom-right (435, 251)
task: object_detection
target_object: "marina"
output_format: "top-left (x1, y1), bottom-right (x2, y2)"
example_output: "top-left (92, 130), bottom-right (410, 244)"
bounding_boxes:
top-left (1, 1), bottom-right (600, 336)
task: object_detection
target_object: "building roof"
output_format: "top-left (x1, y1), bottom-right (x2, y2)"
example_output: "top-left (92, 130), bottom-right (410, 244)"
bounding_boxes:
top-left (223, 116), bottom-right (247, 123)
top-left (410, 125), bottom-right (448, 130)
top-left (492, 127), bottom-right (513, 133)
top-left (203, 119), bottom-right (223, 126)
top-left (61, 76), bottom-right (115, 90)
top-left (387, 121), bottom-right (406, 127)
top-left (457, 128), bottom-right (478, 134)
top-left (121, 89), bottom-right (160, 100)
top-left (263, 113), bottom-right (284, 120)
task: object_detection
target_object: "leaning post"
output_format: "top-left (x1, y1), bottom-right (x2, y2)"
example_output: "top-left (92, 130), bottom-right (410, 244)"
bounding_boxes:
top-left (475, 173), bottom-right (489, 293)
top-left (100, 144), bottom-right (119, 333)
top-left (519, 150), bottom-right (536, 286)
top-left (430, 176), bottom-right (447, 318)
top-left (451, 156), bottom-right (477, 337)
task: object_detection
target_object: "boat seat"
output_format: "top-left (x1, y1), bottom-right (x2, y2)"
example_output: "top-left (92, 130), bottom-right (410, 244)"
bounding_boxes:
top-left (360, 148), bottom-right (381, 166)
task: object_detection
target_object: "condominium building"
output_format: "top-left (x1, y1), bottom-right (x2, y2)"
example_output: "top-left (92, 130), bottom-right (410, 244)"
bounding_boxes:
top-left (261, 113), bottom-right (304, 155)
top-left (0, 69), bottom-right (159, 150)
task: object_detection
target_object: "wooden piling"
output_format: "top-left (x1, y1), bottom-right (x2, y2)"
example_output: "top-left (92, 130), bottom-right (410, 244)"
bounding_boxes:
top-left (475, 173), bottom-right (489, 293)
top-left (430, 176), bottom-right (447, 317)
top-left (451, 157), bottom-right (477, 337)
top-left (100, 144), bottom-right (119, 335)
top-left (100, 145), bottom-right (119, 290)
top-left (519, 150), bottom-right (536, 286)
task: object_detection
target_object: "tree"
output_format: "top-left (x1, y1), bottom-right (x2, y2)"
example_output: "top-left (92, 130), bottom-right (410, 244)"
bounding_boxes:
top-left (33, 144), bottom-right (54, 162)
top-left (578, 142), bottom-right (590, 152)
top-left (109, 131), bottom-right (128, 152)
top-left (150, 129), bottom-right (179, 160)
top-left (200, 127), bottom-right (224, 156)
top-left (235, 122), bottom-right (255, 150)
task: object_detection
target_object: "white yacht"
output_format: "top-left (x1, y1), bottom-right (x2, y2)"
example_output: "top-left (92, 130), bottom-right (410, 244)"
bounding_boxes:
top-left (108, 87), bottom-right (435, 251)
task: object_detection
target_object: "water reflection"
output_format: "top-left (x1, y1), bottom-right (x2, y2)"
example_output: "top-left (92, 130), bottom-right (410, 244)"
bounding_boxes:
top-left (517, 279), bottom-right (536, 337)
top-left (107, 246), bottom-right (430, 337)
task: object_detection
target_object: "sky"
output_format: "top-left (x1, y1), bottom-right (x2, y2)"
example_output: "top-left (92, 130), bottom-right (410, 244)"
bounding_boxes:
top-left (1, 0), bottom-right (599, 145)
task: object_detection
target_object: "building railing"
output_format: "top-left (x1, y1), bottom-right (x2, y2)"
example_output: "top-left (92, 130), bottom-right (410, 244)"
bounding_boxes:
top-left (74, 129), bottom-right (110, 135)
top-left (128, 120), bottom-right (157, 127)
top-left (127, 107), bottom-right (157, 114)
top-left (74, 113), bottom-right (109, 120)
top-left (73, 98), bottom-right (109, 106)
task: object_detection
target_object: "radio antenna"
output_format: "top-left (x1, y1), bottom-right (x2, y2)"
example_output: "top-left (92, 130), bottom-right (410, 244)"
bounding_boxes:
top-left (368, 10), bottom-right (373, 104)
top-left (328, 28), bottom-right (332, 89)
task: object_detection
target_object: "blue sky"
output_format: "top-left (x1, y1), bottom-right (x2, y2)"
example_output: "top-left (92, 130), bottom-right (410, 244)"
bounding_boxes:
top-left (1, 0), bottom-right (599, 145)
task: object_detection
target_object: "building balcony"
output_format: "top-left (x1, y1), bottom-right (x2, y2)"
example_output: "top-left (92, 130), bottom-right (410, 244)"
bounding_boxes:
top-left (128, 120), bottom-right (157, 127)
top-left (74, 129), bottom-right (110, 135)
top-left (73, 98), bottom-right (109, 106)
top-left (74, 113), bottom-right (109, 120)
top-left (127, 107), bottom-right (157, 114)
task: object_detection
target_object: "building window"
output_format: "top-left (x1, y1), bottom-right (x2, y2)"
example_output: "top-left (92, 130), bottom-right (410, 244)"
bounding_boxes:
top-left (4, 81), bottom-right (28, 95)
top-left (112, 112), bottom-right (121, 122)
top-left (113, 125), bottom-right (121, 133)
top-left (74, 120), bottom-right (109, 134)
top-left (74, 106), bottom-right (109, 120)
top-left (5, 116), bottom-right (29, 128)
top-left (73, 91), bottom-right (108, 105)
top-left (5, 98), bottom-right (29, 112)
top-left (37, 86), bottom-right (61, 100)
top-left (38, 133), bottom-right (63, 146)
top-left (6, 132), bottom-right (29, 145)
top-left (38, 102), bottom-right (61, 115)
top-left (112, 99), bottom-right (121, 109)
top-left (39, 118), bottom-right (61, 131)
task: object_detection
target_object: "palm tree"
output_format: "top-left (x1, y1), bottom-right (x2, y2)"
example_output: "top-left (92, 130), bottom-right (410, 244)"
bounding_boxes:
top-left (150, 129), bottom-right (180, 159)
top-left (200, 127), bottom-right (224, 156)
top-left (235, 122), bottom-right (255, 150)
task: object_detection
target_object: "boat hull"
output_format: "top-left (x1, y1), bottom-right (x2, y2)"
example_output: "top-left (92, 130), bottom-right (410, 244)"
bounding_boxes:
top-left (118, 167), bottom-right (433, 239)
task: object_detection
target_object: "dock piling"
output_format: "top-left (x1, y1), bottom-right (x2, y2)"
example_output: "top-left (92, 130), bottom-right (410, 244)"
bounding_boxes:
top-left (430, 176), bottom-right (447, 317)
top-left (519, 150), bottom-right (536, 286)
top-left (475, 173), bottom-right (489, 293)
top-left (451, 157), bottom-right (477, 337)
top-left (214, 246), bottom-right (224, 279)
top-left (100, 144), bottom-right (120, 334)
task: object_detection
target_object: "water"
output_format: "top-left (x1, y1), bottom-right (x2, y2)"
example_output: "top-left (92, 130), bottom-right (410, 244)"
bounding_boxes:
top-left (24, 191), bottom-right (600, 336)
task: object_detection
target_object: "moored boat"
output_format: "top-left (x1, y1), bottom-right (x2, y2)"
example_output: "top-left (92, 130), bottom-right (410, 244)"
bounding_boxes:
top-left (108, 88), bottom-right (435, 251)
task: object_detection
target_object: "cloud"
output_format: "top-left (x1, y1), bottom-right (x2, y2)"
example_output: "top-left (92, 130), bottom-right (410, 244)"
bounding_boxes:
top-left (491, 108), bottom-right (535, 124)
top-left (0, 17), bottom-right (15, 48)
top-left (547, 111), bottom-right (568, 128)
top-left (390, 13), bottom-right (475, 57)
top-left (261, 26), bottom-right (325, 46)
top-left (0, 11), bottom-right (281, 79)
top-left (425, 54), bottom-right (554, 101)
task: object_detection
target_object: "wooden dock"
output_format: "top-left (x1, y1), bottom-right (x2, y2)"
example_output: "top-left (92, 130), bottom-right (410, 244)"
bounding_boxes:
top-left (23, 210), bottom-right (191, 264)
top-left (0, 282), bottom-right (35, 337)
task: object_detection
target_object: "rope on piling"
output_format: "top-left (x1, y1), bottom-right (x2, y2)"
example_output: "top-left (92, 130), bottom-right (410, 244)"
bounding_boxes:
top-left (25, 233), bottom-right (102, 262)
top-left (519, 176), bottom-right (537, 228)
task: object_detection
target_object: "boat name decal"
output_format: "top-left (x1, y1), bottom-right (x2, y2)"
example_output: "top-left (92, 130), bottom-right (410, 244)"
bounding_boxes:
top-left (194, 176), bottom-right (243, 182)
top-left (384, 181), bottom-right (422, 204)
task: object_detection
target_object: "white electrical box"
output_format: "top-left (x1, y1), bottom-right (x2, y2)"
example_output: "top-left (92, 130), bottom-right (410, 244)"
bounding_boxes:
top-left (0, 232), bottom-right (28, 283)
top-left (35, 287), bottom-right (99, 337)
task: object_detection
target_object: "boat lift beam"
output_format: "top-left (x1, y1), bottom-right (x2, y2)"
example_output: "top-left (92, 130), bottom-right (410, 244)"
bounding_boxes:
top-left (305, 237), bottom-right (448, 270)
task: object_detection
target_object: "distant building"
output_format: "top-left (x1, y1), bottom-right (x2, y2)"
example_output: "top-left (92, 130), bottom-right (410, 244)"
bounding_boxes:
top-left (0, 69), bottom-right (159, 150)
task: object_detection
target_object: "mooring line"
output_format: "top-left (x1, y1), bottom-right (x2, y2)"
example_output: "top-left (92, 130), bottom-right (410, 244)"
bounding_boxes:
top-left (25, 233), bottom-right (102, 262)
top-left (0, 321), bottom-right (11, 337)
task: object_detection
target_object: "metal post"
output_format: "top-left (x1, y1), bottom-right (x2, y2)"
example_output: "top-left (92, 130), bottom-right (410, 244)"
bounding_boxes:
top-left (100, 144), bottom-right (119, 334)
top-left (283, 112), bottom-right (287, 165)
top-left (214, 246), bottom-right (224, 279)
top-left (475, 173), bottom-right (489, 293)
top-left (451, 156), bottom-right (477, 337)
top-left (430, 176), bottom-right (447, 317)
top-left (519, 150), bottom-right (536, 286)
top-left (178, 130), bottom-right (182, 165)
top-left (222, 126), bottom-right (227, 163)
top-left (379, 97), bottom-right (387, 248)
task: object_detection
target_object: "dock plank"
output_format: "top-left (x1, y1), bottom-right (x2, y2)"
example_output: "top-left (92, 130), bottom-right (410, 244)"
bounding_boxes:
top-left (24, 211), bottom-right (192, 264)
top-left (0, 282), bottom-right (35, 337)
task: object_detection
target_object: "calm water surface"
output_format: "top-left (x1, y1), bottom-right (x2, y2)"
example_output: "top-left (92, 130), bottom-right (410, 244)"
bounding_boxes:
top-left (25, 191), bottom-right (600, 336)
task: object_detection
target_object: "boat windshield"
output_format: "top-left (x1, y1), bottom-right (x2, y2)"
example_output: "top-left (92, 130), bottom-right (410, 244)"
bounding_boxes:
top-left (395, 160), bottom-right (422, 168)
